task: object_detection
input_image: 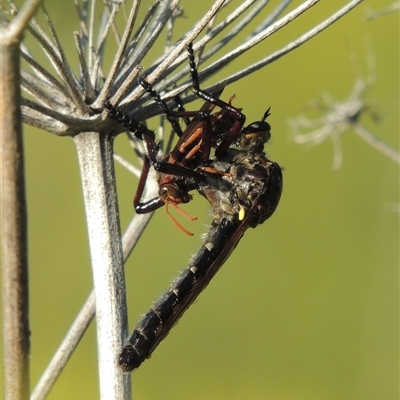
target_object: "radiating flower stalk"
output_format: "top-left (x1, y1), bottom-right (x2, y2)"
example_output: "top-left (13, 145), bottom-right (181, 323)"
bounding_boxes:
top-left (1, 0), bottom-right (369, 399)
top-left (289, 48), bottom-right (400, 169)
top-left (365, 2), bottom-right (400, 20)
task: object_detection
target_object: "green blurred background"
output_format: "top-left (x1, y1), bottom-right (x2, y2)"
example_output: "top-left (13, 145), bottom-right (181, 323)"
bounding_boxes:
top-left (11, 1), bottom-right (399, 399)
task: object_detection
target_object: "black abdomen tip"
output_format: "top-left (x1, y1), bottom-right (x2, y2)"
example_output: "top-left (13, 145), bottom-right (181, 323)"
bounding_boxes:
top-left (119, 345), bottom-right (143, 373)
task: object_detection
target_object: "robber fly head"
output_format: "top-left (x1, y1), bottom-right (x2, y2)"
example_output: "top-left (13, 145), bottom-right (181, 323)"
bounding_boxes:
top-left (239, 107), bottom-right (272, 154)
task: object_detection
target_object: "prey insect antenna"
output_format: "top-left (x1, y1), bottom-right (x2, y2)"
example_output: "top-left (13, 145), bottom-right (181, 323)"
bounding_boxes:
top-left (165, 203), bottom-right (197, 237)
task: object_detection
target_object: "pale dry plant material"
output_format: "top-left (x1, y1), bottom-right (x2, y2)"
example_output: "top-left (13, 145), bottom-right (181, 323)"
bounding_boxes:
top-left (1, 0), bottom-right (366, 399)
top-left (289, 49), bottom-right (400, 169)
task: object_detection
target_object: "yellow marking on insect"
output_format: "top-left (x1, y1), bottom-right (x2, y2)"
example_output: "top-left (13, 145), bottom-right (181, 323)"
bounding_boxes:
top-left (238, 205), bottom-right (245, 221)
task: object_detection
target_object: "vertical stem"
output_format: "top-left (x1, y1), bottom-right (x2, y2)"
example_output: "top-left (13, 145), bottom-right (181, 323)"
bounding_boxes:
top-left (74, 132), bottom-right (130, 400)
top-left (1, 40), bottom-right (30, 399)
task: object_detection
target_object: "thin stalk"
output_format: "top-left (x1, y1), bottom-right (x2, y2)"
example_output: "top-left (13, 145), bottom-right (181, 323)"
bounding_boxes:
top-left (353, 123), bottom-right (400, 164)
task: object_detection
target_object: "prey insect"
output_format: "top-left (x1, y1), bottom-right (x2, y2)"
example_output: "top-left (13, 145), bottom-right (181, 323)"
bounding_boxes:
top-left (104, 89), bottom-right (223, 235)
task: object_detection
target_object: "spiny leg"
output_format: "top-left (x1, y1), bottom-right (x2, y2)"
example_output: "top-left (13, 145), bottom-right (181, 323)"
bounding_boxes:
top-left (139, 77), bottom-right (185, 138)
top-left (104, 98), bottom-right (152, 140)
top-left (186, 43), bottom-right (246, 156)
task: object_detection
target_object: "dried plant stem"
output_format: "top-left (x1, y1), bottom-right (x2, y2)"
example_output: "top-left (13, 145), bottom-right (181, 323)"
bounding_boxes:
top-left (1, 0), bottom-right (46, 397)
top-left (222, 0), bottom-right (365, 85)
top-left (353, 123), bottom-right (400, 164)
top-left (1, 41), bottom-right (30, 400)
top-left (74, 132), bottom-right (130, 400)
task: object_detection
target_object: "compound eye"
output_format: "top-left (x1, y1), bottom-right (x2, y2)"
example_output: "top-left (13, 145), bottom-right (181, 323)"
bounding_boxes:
top-left (243, 120), bottom-right (271, 136)
top-left (241, 106), bottom-right (272, 143)
top-left (240, 121), bottom-right (271, 151)
top-left (159, 184), bottom-right (190, 204)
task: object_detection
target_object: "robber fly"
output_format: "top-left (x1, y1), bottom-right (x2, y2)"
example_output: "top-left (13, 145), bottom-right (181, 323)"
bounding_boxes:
top-left (118, 108), bottom-right (283, 373)
top-left (105, 43), bottom-right (283, 371)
